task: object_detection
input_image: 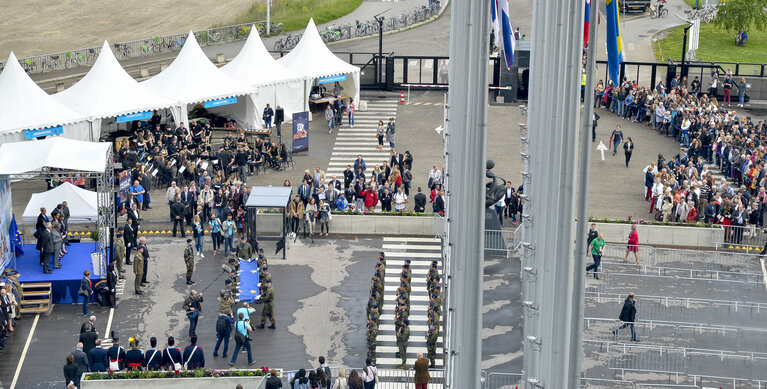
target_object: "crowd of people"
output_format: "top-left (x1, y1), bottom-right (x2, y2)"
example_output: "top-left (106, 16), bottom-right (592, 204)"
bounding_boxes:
top-left (594, 69), bottom-right (766, 244)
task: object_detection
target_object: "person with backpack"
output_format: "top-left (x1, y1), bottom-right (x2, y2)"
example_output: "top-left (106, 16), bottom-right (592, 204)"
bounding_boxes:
top-left (291, 369), bottom-right (310, 389)
top-left (230, 312), bottom-right (256, 366)
top-left (318, 356), bottom-right (332, 387)
top-left (213, 311), bottom-right (234, 358)
top-left (360, 357), bottom-right (377, 389)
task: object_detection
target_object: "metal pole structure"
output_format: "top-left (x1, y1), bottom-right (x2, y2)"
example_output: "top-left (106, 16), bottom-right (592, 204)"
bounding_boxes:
top-left (266, 0), bottom-right (271, 35)
top-left (376, 17), bottom-right (384, 89)
top-left (681, 25), bottom-right (690, 78)
top-left (570, 0), bottom-right (599, 383)
top-left (522, 0), bottom-right (584, 387)
top-left (444, 0), bottom-right (489, 387)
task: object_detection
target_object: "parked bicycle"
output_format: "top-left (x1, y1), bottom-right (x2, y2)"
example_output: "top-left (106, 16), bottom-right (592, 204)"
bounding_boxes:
top-left (225, 25), bottom-right (250, 41)
top-left (21, 58), bottom-right (37, 73)
top-left (41, 55), bottom-right (61, 72)
top-left (64, 51), bottom-right (86, 69)
top-left (273, 34), bottom-right (300, 51)
top-left (114, 42), bottom-right (133, 58)
top-left (355, 19), bottom-right (377, 36)
top-left (256, 21), bottom-right (285, 35)
top-left (139, 40), bottom-right (152, 55)
top-left (321, 26), bottom-right (343, 43)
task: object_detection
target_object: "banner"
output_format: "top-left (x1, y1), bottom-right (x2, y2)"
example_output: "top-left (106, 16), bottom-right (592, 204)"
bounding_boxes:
top-left (0, 180), bottom-right (12, 271)
top-left (24, 126), bottom-right (63, 140)
top-left (318, 74), bottom-right (347, 84)
top-left (116, 111), bottom-right (152, 123)
top-left (292, 112), bottom-right (309, 152)
top-left (204, 96), bottom-right (238, 108)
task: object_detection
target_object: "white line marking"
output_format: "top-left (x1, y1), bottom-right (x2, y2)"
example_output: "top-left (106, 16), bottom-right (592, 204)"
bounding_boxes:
top-left (104, 307), bottom-right (116, 341)
top-left (760, 258), bottom-right (767, 292)
top-left (9, 313), bottom-right (40, 389)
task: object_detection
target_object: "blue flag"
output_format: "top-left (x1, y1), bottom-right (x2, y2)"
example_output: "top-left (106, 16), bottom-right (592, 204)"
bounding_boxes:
top-left (9, 214), bottom-right (23, 256)
top-left (605, 0), bottom-right (625, 85)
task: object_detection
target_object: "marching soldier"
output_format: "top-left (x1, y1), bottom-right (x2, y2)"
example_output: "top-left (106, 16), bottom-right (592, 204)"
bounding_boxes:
top-left (402, 259), bottom-right (412, 284)
top-left (427, 261), bottom-right (438, 291)
top-left (367, 292), bottom-right (377, 318)
top-left (396, 318), bottom-right (410, 369)
top-left (426, 322), bottom-right (438, 368)
top-left (429, 275), bottom-right (441, 295)
top-left (432, 286), bottom-right (443, 307)
top-left (115, 230), bottom-right (126, 277)
top-left (257, 248), bottom-right (268, 269)
top-left (397, 281), bottom-right (409, 307)
top-left (368, 304), bottom-right (379, 327)
top-left (256, 280), bottom-right (276, 329)
top-left (236, 236), bottom-right (253, 259)
top-left (133, 244), bottom-right (145, 295)
top-left (366, 322), bottom-right (378, 363)
top-left (184, 239), bottom-right (196, 285)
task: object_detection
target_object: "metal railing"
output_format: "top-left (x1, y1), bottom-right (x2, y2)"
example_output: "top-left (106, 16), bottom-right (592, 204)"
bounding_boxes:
top-left (486, 372), bottom-right (525, 389)
top-left (434, 215), bottom-right (446, 239)
top-left (600, 243), bottom-right (763, 272)
top-left (600, 271), bottom-right (765, 302)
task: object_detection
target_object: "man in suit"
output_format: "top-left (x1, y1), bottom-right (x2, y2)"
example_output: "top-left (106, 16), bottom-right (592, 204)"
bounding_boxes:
top-left (80, 315), bottom-right (97, 334)
top-left (328, 176), bottom-right (341, 192)
top-left (171, 196), bottom-right (186, 237)
top-left (127, 203), bottom-right (141, 229)
top-left (123, 218), bottom-right (136, 266)
top-left (40, 222), bottom-right (54, 274)
top-left (61, 201), bottom-right (71, 245)
top-left (184, 186), bottom-right (197, 226)
top-left (435, 190), bottom-right (446, 215)
top-left (413, 187), bottom-right (427, 213)
top-left (229, 182), bottom-right (243, 210)
top-left (391, 149), bottom-right (404, 172)
top-left (35, 207), bottom-right (49, 263)
top-left (504, 181), bottom-right (515, 219)
top-left (106, 258), bottom-right (119, 306)
top-left (139, 171), bottom-right (152, 210)
top-left (72, 342), bottom-right (90, 373)
top-left (89, 339), bottom-right (109, 372)
top-left (79, 323), bottom-right (99, 358)
top-left (297, 179), bottom-right (311, 206)
top-left (343, 165), bottom-right (354, 189)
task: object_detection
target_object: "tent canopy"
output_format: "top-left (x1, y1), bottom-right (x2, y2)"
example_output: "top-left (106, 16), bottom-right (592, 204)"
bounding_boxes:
top-left (22, 182), bottom-right (97, 224)
top-left (0, 138), bottom-right (111, 175)
top-left (0, 52), bottom-right (88, 135)
top-left (222, 26), bottom-right (304, 88)
top-left (141, 31), bottom-right (253, 105)
top-left (277, 19), bottom-right (360, 79)
top-left (52, 41), bottom-right (175, 120)
top-left (245, 186), bottom-right (292, 208)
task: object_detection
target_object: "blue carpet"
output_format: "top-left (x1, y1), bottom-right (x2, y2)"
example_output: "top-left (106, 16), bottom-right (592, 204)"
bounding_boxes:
top-left (14, 243), bottom-right (100, 304)
top-left (238, 259), bottom-right (261, 302)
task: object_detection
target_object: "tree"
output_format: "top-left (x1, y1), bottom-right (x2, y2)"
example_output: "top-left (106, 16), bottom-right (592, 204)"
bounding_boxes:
top-left (713, 0), bottom-right (767, 33)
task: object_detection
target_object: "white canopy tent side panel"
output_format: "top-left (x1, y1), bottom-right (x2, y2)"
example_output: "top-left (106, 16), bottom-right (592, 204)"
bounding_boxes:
top-left (22, 182), bottom-right (98, 224)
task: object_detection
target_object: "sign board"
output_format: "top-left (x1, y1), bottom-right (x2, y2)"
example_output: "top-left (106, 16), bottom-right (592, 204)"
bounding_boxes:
top-left (318, 74), bottom-right (347, 84)
top-left (116, 111), bottom-right (152, 123)
top-left (24, 126), bottom-right (63, 140)
top-left (118, 171), bottom-right (132, 196)
top-left (291, 112), bottom-right (309, 152)
top-left (204, 96), bottom-right (238, 108)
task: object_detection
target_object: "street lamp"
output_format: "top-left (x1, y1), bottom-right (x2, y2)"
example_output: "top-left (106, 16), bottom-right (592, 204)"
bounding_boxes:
top-left (675, 14), bottom-right (694, 78)
top-left (373, 9), bottom-right (389, 89)
top-left (267, 0), bottom-right (272, 35)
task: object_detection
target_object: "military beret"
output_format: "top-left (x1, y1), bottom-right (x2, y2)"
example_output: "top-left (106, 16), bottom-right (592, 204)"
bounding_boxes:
top-left (405, 259), bottom-right (411, 263)
top-left (187, 238), bottom-right (192, 243)
top-left (371, 304), bottom-right (377, 308)
top-left (225, 279), bottom-right (233, 284)
top-left (403, 264), bottom-right (410, 268)
top-left (262, 266), bottom-right (268, 270)
top-left (400, 282), bottom-right (407, 287)
top-left (403, 319), bottom-right (409, 325)
top-left (117, 233), bottom-right (123, 238)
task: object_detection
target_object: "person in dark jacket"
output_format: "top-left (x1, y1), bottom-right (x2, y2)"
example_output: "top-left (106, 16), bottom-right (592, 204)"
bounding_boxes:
top-left (182, 335), bottom-right (205, 370)
top-left (80, 271), bottom-right (93, 316)
top-left (125, 337), bottom-right (144, 371)
top-left (612, 292), bottom-right (637, 341)
top-left (63, 354), bottom-right (82, 388)
top-left (79, 323), bottom-right (99, 357)
top-left (586, 223), bottom-right (599, 254)
top-left (413, 187), bottom-right (427, 213)
top-left (89, 339), bottom-right (109, 372)
top-left (72, 342), bottom-right (90, 373)
top-left (143, 337), bottom-right (163, 371)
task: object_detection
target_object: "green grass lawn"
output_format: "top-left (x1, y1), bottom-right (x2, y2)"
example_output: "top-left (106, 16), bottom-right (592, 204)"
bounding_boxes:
top-left (655, 23), bottom-right (767, 69)
top-left (231, 0), bottom-right (364, 34)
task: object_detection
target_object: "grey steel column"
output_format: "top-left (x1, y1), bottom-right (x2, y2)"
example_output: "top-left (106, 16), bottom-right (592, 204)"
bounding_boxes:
top-left (444, 0), bottom-right (489, 386)
top-left (570, 0), bottom-right (600, 384)
top-left (522, 0), bottom-right (584, 387)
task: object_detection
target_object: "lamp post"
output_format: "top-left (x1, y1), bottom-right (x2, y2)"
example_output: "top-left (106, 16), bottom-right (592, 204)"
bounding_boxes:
top-left (267, 0), bottom-right (272, 35)
top-left (681, 24), bottom-right (691, 78)
top-left (374, 15), bottom-right (385, 88)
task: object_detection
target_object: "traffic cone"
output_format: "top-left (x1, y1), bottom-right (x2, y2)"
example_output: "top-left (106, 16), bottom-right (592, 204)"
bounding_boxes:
top-left (400, 90), bottom-right (405, 104)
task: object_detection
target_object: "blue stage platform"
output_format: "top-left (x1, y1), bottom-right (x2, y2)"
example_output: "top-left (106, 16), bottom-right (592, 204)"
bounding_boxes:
top-left (238, 259), bottom-right (261, 302)
top-left (15, 243), bottom-right (101, 304)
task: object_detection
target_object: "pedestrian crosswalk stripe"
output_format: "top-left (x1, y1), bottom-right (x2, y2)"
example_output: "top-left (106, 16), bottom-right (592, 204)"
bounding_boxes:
top-left (383, 237), bottom-right (441, 243)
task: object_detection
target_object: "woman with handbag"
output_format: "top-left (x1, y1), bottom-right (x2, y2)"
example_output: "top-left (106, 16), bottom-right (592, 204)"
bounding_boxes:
top-left (193, 215), bottom-right (205, 257)
top-left (208, 214), bottom-right (222, 256)
top-left (318, 200), bottom-right (331, 236)
top-left (360, 357), bottom-right (377, 389)
top-left (229, 312), bottom-right (256, 366)
top-left (79, 270), bottom-right (93, 316)
top-left (375, 120), bottom-right (385, 150)
top-left (305, 198), bottom-right (318, 237)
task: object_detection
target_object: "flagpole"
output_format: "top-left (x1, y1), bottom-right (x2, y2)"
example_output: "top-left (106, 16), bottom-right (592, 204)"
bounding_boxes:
top-left (569, 0), bottom-right (600, 384)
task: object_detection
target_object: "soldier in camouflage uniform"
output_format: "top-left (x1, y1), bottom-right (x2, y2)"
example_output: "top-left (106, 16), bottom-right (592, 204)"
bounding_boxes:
top-left (396, 318), bottom-right (410, 369)
top-left (426, 321), bottom-right (438, 368)
top-left (367, 292), bottom-right (377, 318)
top-left (256, 280), bottom-right (276, 329)
top-left (260, 266), bottom-right (272, 298)
top-left (368, 304), bottom-right (379, 327)
top-left (402, 259), bottom-right (412, 282)
top-left (366, 321), bottom-right (378, 363)
top-left (426, 261), bottom-right (438, 291)
top-left (184, 239), bottom-right (196, 285)
top-left (236, 235), bottom-right (253, 259)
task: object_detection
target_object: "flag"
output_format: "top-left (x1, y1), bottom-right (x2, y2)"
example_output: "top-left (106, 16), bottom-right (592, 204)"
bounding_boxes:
top-left (9, 214), bottom-right (23, 256)
top-left (584, 0), bottom-right (591, 47)
top-left (491, 0), bottom-right (501, 50)
top-left (605, 0), bottom-right (625, 85)
top-left (497, 0), bottom-right (516, 68)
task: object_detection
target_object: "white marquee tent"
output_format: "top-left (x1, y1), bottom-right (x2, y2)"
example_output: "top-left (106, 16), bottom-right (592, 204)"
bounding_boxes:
top-left (278, 19), bottom-right (360, 105)
top-left (221, 26), bottom-right (306, 129)
top-left (22, 182), bottom-right (97, 224)
top-left (0, 137), bottom-right (111, 175)
top-left (141, 31), bottom-right (254, 129)
top-left (52, 41), bottom-right (176, 141)
top-left (0, 52), bottom-right (89, 145)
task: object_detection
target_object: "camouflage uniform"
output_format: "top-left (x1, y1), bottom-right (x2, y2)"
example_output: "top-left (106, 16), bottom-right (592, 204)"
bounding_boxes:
top-left (366, 322), bottom-right (378, 363)
top-left (396, 320), bottom-right (410, 368)
top-left (184, 244), bottom-right (195, 283)
top-left (259, 284), bottom-right (276, 328)
top-left (426, 324), bottom-right (439, 367)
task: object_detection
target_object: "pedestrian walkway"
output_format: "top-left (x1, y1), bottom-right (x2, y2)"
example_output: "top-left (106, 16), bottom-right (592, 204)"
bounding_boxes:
top-left (375, 236), bottom-right (444, 369)
top-left (326, 96), bottom-right (400, 178)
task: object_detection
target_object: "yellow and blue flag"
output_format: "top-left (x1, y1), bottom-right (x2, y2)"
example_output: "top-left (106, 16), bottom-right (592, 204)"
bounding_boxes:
top-left (9, 214), bottom-right (23, 256)
top-left (605, 0), bottom-right (625, 85)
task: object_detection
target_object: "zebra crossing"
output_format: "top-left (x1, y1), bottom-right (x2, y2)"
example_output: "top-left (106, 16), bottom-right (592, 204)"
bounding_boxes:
top-left (326, 97), bottom-right (399, 177)
top-left (375, 237), bottom-right (444, 370)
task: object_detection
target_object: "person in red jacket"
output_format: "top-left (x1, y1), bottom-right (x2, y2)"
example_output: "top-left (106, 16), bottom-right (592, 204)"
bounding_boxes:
top-left (622, 224), bottom-right (639, 264)
top-left (363, 186), bottom-right (379, 213)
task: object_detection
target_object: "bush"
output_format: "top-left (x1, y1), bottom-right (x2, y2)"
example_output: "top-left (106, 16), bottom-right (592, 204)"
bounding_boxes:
top-left (84, 367), bottom-right (275, 380)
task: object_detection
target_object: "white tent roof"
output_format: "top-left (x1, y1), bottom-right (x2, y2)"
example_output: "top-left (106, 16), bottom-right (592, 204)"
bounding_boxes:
top-left (277, 19), bottom-right (360, 79)
top-left (22, 182), bottom-right (97, 224)
top-left (141, 31), bottom-right (253, 105)
top-left (0, 137), bottom-right (111, 175)
top-left (52, 41), bottom-right (175, 120)
top-left (0, 52), bottom-right (88, 135)
top-left (222, 26), bottom-right (304, 88)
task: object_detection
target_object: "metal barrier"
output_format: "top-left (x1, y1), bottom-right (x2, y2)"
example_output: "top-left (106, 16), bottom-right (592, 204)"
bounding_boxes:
top-left (717, 224), bottom-right (766, 249)
top-left (600, 243), bottom-right (762, 272)
top-left (580, 378), bottom-right (635, 388)
top-left (486, 372), bottom-right (525, 389)
top-left (434, 215), bottom-right (446, 239)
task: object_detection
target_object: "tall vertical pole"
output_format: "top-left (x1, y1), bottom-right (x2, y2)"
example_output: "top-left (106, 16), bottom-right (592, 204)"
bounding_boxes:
top-left (266, 0), bottom-right (271, 35)
top-left (681, 25), bottom-right (690, 78)
top-left (377, 19), bottom-right (384, 89)
top-left (522, 0), bottom-right (584, 387)
top-left (570, 0), bottom-right (599, 384)
top-left (444, 0), bottom-right (489, 387)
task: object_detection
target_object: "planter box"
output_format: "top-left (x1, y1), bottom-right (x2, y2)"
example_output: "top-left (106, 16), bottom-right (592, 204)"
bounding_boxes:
top-left (595, 222), bottom-right (723, 248)
top-left (81, 373), bottom-right (267, 389)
